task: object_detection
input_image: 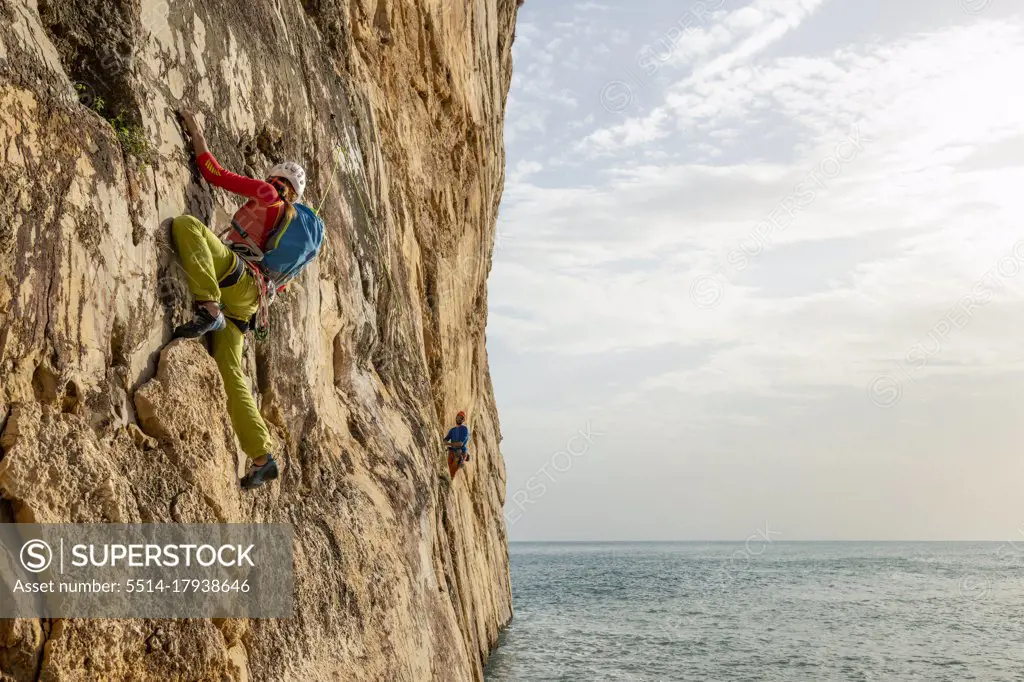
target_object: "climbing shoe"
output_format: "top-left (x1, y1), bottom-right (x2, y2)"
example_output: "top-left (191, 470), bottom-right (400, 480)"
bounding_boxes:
top-left (173, 304), bottom-right (226, 339)
top-left (241, 456), bottom-right (279, 490)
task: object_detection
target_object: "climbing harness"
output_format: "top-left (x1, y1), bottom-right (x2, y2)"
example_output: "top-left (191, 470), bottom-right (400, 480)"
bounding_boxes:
top-left (218, 228), bottom-right (272, 340)
top-left (238, 255), bottom-right (275, 341)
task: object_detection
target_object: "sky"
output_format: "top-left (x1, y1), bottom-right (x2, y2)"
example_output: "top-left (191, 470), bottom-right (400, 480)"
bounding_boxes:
top-left (488, 0), bottom-right (1024, 541)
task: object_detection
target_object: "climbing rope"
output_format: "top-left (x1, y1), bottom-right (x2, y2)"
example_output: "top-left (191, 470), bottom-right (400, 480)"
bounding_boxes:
top-left (315, 144), bottom-right (346, 217)
top-left (317, 142), bottom-right (400, 314)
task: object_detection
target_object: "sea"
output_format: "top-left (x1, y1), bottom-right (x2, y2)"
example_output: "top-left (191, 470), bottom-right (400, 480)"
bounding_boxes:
top-left (483, 542), bottom-right (1024, 681)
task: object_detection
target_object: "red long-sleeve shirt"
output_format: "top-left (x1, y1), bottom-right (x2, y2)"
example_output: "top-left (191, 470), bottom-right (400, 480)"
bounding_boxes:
top-left (197, 151), bottom-right (287, 244)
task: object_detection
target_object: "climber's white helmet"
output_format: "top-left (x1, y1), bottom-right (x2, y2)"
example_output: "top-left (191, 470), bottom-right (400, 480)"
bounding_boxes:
top-left (268, 161), bottom-right (307, 199)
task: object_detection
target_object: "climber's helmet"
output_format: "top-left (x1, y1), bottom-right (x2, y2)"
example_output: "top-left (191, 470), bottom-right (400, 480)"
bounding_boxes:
top-left (456, 411), bottom-right (466, 424)
top-left (267, 161), bottom-right (307, 200)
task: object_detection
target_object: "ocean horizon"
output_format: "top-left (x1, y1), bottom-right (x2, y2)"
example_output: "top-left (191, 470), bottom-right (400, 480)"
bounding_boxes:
top-left (486, 541), bottom-right (1024, 681)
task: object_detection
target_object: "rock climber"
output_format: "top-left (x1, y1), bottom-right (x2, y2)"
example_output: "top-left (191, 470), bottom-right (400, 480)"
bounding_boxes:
top-left (444, 411), bottom-right (471, 475)
top-left (171, 108), bottom-right (323, 490)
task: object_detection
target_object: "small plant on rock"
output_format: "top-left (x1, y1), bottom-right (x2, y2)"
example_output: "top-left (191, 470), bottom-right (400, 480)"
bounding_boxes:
top-left (110, 113), bottom-right (156, 167)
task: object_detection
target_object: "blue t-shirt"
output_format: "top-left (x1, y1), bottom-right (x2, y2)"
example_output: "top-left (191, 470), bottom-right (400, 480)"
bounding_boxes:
top-left (445, 425), bottom-right (470, 453)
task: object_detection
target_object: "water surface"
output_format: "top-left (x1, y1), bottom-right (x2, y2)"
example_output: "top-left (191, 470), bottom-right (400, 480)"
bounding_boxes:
top-left (485, 542), bottom-right (1024, 680)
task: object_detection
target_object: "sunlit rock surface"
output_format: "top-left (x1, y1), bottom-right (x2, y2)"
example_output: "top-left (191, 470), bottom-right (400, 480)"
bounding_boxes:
top-left (0, 0), bottom-right (517, 679)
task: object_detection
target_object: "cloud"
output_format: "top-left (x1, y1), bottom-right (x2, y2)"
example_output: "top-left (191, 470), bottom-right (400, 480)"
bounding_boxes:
top-left (583, 0), bottom-right (829, 153)
top-left (496, 1), bottom-right (1024, 540)
top-left (497, 19), bottom-right (1024, 397)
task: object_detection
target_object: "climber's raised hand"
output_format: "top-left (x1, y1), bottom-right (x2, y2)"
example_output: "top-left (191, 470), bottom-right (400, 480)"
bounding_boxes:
top-left (179, 109), bottom-right (201, 137)
top-left (178, 109), bottom-right (209, 156)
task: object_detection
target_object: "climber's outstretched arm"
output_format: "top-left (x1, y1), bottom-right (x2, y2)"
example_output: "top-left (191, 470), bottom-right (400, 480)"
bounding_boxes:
top-left (179, 108), bottom-right (278, 205)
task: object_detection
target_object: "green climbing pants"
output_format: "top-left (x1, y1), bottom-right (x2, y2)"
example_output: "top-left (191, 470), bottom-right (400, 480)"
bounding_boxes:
top-left (171, 215), bottom-right (273, 460)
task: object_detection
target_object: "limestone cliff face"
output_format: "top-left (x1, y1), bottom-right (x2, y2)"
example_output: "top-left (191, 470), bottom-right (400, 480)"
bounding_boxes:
top-left (0, 0), bottom-right (517, 679)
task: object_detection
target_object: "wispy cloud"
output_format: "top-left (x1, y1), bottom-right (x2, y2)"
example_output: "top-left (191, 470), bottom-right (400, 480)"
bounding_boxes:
top-left (584, 0), bottom-right (829, 152)
top-left (496, 0), bottom-right (1024, 540)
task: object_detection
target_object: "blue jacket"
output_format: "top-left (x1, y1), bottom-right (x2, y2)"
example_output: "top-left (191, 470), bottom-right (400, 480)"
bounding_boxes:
top-left (445, 425), bottom-right (470, 454)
